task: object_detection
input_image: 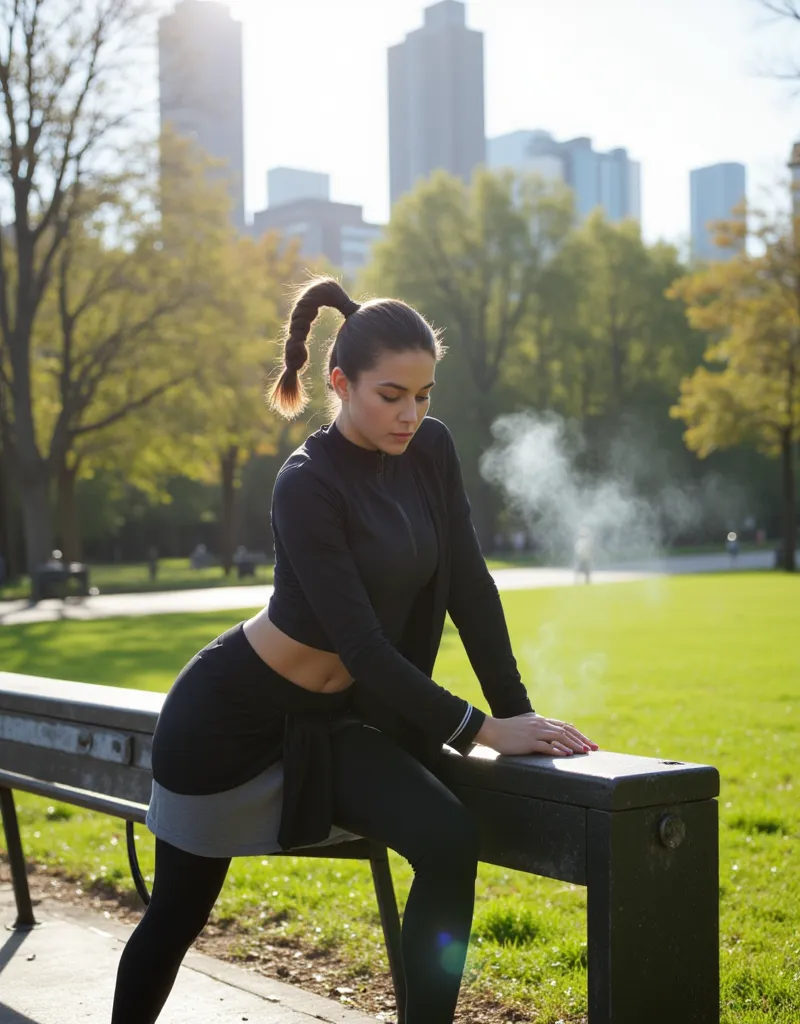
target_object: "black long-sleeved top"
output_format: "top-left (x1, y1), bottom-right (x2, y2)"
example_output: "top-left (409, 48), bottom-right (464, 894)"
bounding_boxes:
top-left (268, 416), bottom-right (534, 765)
top-left (150, 416), bottom-right (535, 852)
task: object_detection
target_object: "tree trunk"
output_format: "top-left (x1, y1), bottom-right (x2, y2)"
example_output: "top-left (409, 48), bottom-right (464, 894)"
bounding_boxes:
top-left (220, 446), bottom-right (239, 576)
top-left (9, 321), bottom-right (55, 572)
top-left (0, 440), bottom-right (12, 582)
top-left (57, 462), bottom-right (82, 563)
top-left (472, 478), bottom-right (497, 550)
top-left (470, 400), bottom-right (499, 548)
top-left (780, 431), bottom-right (797, 572)
top-left (17, 465), bottom-right (54, 573)
top-left (610, 329), bottom-right (625, 413)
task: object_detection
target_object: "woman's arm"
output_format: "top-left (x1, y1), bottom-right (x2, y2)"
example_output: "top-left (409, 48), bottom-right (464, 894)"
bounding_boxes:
top-left (441, 426), bottom-right (535, 719)
top-left (271, 463), bottom-right (485, 753)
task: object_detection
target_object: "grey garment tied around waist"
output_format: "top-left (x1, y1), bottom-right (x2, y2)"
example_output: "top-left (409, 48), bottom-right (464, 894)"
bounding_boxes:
top-left (146, 760), bottom-right (361, 859)
top-left (149, 620), bottom-right (367, 855)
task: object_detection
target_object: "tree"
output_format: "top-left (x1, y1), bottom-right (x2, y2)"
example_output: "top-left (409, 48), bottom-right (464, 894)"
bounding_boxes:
top-left (28, 131), bottom-right (233, 561)
top-left (45, 213), bottom-right (325, 568)
top-left (361, 168), bottom-right (574, 541)
top-left (668, 207), bottom-right (800, 571)
top-left (0, 0), bottom-right (157, 570)
top-left (157, 232), bottom-right (325, 574)
top-left (756, 1), bottom-right (800, 81)
top-left (543, 212), bottom-right (699, 431)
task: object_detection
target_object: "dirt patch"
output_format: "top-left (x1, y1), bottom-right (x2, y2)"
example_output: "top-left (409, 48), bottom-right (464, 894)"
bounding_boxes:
top-left (3, 861), bottom-right (586, 1024)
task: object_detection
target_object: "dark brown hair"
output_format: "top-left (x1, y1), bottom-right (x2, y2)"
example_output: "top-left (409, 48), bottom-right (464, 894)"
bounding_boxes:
top-left (268, 277), bottom-right (444, 419)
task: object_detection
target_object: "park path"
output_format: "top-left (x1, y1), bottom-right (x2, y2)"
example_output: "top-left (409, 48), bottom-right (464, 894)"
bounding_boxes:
top-left (0, 567), bottom-right (652, 626)
top-left (0, 550), bottom-right (781, 628)
top-left (0, 883), bottom-right (375, 1024)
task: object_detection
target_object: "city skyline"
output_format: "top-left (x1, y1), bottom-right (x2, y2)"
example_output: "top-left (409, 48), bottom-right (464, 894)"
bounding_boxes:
top-left (219, 0), bottom-right (796, 246)
top-left (488, 130), bottom-right (641, 225)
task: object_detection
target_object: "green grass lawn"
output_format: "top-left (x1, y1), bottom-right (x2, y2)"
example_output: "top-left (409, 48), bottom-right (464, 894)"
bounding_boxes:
top-left (1, 575), bottom-right (798, 1023)
top-left (0, 557), bottom-right (274, 601)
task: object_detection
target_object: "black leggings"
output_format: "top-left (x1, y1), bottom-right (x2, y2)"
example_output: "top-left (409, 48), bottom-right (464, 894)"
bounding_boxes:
top-left (112, 724), bottom-right (479, 1024)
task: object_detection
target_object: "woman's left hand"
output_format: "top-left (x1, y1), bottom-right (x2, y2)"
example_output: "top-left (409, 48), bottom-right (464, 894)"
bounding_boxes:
top-left (533, 715), bottom-right (599, 756)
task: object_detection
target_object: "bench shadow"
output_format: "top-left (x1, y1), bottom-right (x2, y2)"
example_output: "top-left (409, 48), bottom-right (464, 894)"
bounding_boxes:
top-left (0, 1004), bottom-right (42, 1024)
top-left (0, 927), bottom-right (31, 976)
top-left (0, 928), bottom-right (78, 1024)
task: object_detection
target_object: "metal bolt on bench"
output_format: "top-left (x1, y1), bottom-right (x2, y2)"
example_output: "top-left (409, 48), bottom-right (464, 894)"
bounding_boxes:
top-left (0, 671), bottom-right (720, 1023)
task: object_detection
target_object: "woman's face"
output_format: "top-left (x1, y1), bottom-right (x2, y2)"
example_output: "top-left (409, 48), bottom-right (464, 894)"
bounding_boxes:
top-left (331, 347), bottom-right (436, 454)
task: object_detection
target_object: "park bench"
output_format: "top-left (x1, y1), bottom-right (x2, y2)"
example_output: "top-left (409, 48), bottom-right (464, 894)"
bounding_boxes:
top-left (0, 670), bottom-right (720, 1023)
top-left (30, 562), bottom-right (90, 603)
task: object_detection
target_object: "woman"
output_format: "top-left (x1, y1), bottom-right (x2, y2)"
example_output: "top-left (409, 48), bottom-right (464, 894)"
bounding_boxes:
top-left (112, 278), bottom-right (597, 1024)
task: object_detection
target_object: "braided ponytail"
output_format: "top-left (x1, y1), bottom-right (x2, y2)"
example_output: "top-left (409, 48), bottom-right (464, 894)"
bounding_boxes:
top-left (268, 277), bottom-right (358, 419)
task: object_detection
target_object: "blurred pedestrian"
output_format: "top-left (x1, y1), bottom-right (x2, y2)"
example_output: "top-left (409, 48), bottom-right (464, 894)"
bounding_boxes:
top-left (147, 545), bottom-right (159, 582)
top-left (574, 527), bottom-right (593, 584)
top-left (726, 531), bottom-right (739, 566)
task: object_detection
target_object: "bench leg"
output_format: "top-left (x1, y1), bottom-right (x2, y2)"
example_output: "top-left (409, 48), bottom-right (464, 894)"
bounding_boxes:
top-left (125, 819), bottom-right (151, 907)
top-left (586, 800), bottom-right (719, 1024)
top-left (0, 787), bottom-right (38, 930)
top-left (369, 846), bottom-right (406, 1024)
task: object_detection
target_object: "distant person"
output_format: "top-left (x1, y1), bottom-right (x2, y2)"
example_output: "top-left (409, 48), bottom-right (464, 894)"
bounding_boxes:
top-left (233, 544), bottom-right (256, 578)
top-left (111, 277), bottom-right (599, 1024)
top-left (574, 527), bottom-right (593, 584)
top-left (44, 549), bottom-right (64, 570)
top-left (147, 545), bottom-right (159, 582)
top-left (189, 542), bottom-right (209, 570)
top-left (726, 531), bottom-right (739, 565)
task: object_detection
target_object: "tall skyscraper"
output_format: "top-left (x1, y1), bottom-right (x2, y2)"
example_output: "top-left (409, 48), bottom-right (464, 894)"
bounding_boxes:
top-left (388, 0), bottom-right (486, 206)
top-left (690, 163), bottom-right (747, 262)
top-left (158, 0), bottom-right (246, 231)
top-left (488, 130), bottom-right (641, 224)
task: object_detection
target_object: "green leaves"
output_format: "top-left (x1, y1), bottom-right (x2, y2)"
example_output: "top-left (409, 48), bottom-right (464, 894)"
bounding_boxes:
top-left (669, 207), bottom-right (800, 458)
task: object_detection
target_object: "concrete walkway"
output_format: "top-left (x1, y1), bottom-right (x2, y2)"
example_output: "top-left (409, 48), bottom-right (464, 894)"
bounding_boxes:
top-left (0, 550), bottom-right (784, 628)
top-left (0, 568), bottom-right (653, 627)
top-left (0, 885), bottom-right (375, 1024)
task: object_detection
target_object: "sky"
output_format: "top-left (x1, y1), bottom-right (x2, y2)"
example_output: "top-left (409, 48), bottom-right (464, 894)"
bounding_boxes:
top-left (218, 0), bottom-right (798, 246)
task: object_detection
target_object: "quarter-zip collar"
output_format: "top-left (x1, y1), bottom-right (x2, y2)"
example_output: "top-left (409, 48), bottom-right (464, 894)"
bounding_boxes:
top-left (324, 421), bottom-right (396, 475)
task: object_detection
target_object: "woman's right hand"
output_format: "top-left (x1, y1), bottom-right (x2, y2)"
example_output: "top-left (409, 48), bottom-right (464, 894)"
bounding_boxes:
top-left (476, 713), bottom-right (598, 757)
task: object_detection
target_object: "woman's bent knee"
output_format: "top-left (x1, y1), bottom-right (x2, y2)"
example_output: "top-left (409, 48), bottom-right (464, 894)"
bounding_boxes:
top-left (410, 803), bottom-right (479, 875)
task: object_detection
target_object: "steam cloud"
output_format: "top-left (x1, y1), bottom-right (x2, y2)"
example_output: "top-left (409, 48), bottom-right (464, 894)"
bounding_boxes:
top-left (478, 412), bottom-right (751, 719)
top-left (480, 411), bottom-right (745, 566)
